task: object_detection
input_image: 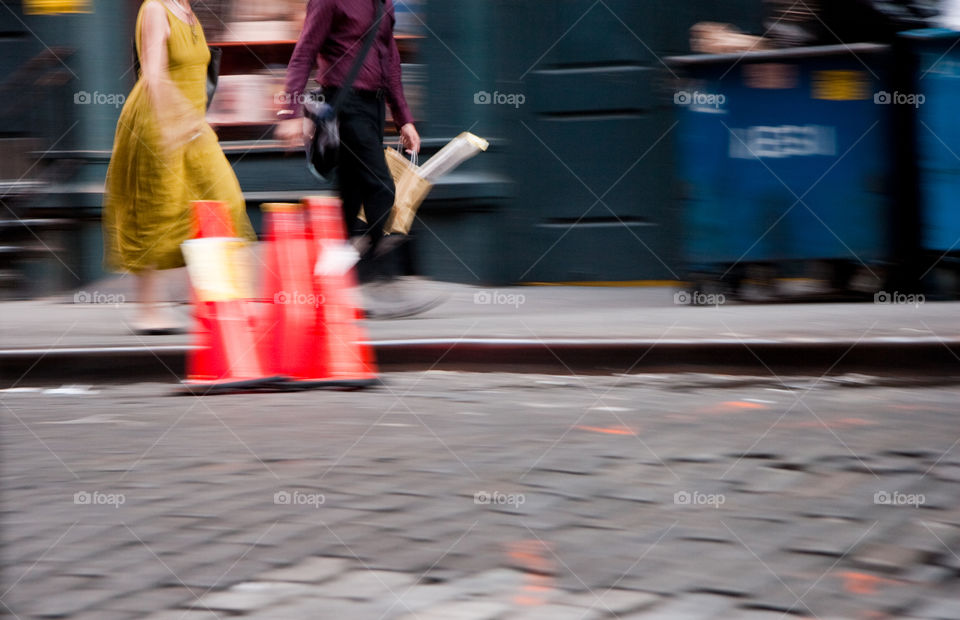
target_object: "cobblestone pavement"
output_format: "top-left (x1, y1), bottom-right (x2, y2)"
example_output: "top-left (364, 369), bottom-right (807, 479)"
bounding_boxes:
top-left (2, 372), bottom-right (960, 619)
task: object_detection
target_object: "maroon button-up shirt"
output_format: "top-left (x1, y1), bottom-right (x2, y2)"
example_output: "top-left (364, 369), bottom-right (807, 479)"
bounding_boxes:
top-left (282, 0), bottom-right (413, 127)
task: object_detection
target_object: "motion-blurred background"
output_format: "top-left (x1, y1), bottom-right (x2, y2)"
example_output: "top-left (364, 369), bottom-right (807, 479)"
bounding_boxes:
top-left (1, 0), bottom-right (959, 298)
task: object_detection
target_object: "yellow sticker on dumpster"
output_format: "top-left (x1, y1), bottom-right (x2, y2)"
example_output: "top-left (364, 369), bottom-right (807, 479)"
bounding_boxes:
top-left (811, 71), bottom-right (871, 100)
top-left (24, 0), bottom-right (92, 14)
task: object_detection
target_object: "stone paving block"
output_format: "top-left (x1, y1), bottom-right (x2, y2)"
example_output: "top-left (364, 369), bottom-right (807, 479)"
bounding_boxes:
top-left (348, 508), bottom-right (433, 533)
top-left (362, 545), bottom-right (451, 573)
top-left (341, 529), bottom-right (410, 558)
top-left (5, 560), bottom-right (59, 584)
top-left (717, 609), bottom-right (809, 620)
top-left (342, 495), bottom-right (421, 513)
top-left (816, 568), bottom-right (921, 609)
top-left (311, 569), bottom-right (417, 600)
top-left (257, 556), bottom-right (350, 583)
top-left (140, 611), bottom-right (224, 620)
top-left (60, 611), bottom-right (139, 620)
top-left (369, 583), bottom-right (464, 616)
top-left (783, 533), bottom-right (862, 559)
top-left (741, 585), bottom-right (814, 617)
top-left (931, 542), bottom-right (960, 571)
top-left (912, 487), bottom-right (959, 511)
top-left (852, 543), bottom-right (927, 574)
top-left (910, 594), bottom-right (960, 619)
top-left (521, 509), bottom-right (582, 532)
top-left (99, 586), bottom-right (199, 613)
top-left (503, 602), bottom-right (605, 620)
top-left (99, 563), bottom-right (183, 593)
top-left (898, 519), bottom-right (960, 552)
top-left (440, 568), bottom-right (523, 597)
top-left (194, 581), bottom-right (318, 612)
top-left (721, 515), bottom-right (790, 542)
top-left (797, 594), bottom-right (890, 620)
top-left (626, 593), bottom-right (737, 619)
top-left (559, 589), bottom-right (661, 616)
top-left (426, 550), bottom-right (510, 577)
top-left (928, 461), bottom-right (960, 484)
top-left (684, 563), bottom-right (770, 599)
top-left (555, 561), bottom-right (656, 593)
top-left (397, 600), bottom-right (511, 620)
top-left (615, 563), bottom-right (690, 596)
top-left (23, 539), bottom-right (109, 565)
top-left (243, 597), bottom-right (394, 619)
top-left (166, 562), bottom-right (246, 590)
top-left (4, 536), bottom-right (85, 566)
top-left (851, 582), bottom-right (923, 615)
top-left (214, 556), bottom-right (278, 576)
top-left (16, 588), bottom-right (120, 617)
top-left (595, 487), bottom-right (662, 505)
top-left (4, 575), bottom-right (99, 606)
top-left (180, 542), bottom-right (280, 570)
top-left (218, 521), bottom-right (321, 547)
top-left (415, 565), bottom-right (467, 585)
top-left (904, 562), bottom-right (955, 589)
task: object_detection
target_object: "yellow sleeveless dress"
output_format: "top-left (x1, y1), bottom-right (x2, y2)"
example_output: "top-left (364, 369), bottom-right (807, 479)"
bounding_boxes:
top-left (103, 1), bottom-right (254, 272)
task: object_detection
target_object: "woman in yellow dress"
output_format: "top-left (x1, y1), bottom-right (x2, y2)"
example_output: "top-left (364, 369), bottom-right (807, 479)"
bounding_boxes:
top-left (103, 0), bottom-right (254, 333)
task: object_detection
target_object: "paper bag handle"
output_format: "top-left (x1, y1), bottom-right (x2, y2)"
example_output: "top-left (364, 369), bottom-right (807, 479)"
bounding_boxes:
top-left (394, 140), bottom-right (418, 168)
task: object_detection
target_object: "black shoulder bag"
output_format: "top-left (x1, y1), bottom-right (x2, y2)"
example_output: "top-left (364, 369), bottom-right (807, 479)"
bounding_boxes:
top-left (303, 0), bottom-right (385, 180)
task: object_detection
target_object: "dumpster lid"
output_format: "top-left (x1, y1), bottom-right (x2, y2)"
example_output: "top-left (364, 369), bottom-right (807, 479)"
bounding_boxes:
top-left (665, 42), bottom-right (889, 67)
top-left (900, 28), bottom-right (960, 41)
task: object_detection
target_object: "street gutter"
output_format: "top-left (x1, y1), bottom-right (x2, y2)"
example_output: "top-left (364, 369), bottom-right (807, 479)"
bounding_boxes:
top-left (2, 338), bottom-right (959, 386)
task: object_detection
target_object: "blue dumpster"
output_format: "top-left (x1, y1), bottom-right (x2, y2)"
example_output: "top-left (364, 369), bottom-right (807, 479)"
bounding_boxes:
top-left (901, 29), bottom-right (960, 256)
top-left (668, 44), bottom-right (894, 275)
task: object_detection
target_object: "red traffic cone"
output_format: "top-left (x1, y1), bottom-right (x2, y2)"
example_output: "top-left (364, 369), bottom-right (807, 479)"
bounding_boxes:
top-left (181, 201), bottom-right (283, 394)
top-left (187, 200), bottom-right (234, 385)
top-left (258, 203), bottom-right (323, 381)
top-left (192, 199), bottom-right (237, 238)
top-left (303, 195), bottom-right (378, 387)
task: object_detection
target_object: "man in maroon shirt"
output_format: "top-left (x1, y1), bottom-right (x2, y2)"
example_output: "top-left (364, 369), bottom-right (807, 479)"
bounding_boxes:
top-left (277, 0), bottom-right (420, 283)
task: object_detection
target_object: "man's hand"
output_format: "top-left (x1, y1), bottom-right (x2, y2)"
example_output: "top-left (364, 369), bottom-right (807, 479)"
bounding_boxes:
top-left (275, 118), bottom-right (304, 149)
top-left (400, 123), bottom-right (420, 155)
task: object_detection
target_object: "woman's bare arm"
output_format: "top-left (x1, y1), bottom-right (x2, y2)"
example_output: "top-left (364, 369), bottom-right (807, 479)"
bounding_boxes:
top-left (139, 1), bottom-right (203, 151)
top-left (139, 0), bottom-right (170, 93)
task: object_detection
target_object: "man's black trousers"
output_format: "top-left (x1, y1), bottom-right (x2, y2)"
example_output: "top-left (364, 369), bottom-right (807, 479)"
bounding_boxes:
top-left (333, 88), bottom-right (396, 282)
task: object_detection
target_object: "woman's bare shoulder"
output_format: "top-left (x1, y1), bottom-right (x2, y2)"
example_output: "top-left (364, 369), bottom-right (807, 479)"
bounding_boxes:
top-left (139, 0), bottom-right (170, 35)
top-left (140, 1), bottom-right (166, 19)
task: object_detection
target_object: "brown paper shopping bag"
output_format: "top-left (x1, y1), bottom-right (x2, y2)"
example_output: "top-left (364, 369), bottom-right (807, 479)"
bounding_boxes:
top-left (360, 133), bottom-right (488, 235)
top-left (357, 147), bottom-right (432, 235)
top-left (383, 147), bottom-right (432, 235)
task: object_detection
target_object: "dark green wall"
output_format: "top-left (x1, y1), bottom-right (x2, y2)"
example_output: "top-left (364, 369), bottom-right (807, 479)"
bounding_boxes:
top-left (1, 0), bottom-right (136, 155)
top-left (420, 0), bottom-right (763, 283)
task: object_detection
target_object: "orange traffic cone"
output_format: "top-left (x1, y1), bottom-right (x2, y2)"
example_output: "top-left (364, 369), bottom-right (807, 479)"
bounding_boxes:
top-left (258, 200), bottom-right (377, 389)
top-left (187, 200), bottom-right (234, 382)
top-left (303, 195), bottom-right (378, 387)
top-left (192, 199), bottom-right (237, 238)
top-left (259, 203), bottom-right (322, 380)
top-left (181, 200), bottom-right (283, 394)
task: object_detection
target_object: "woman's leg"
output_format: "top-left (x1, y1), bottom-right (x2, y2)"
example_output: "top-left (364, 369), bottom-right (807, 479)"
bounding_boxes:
top-left (133, 268), bottom-right (179, 331)
top-left (136, 269), bottom-right (159, 321)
